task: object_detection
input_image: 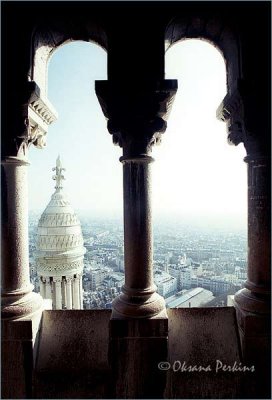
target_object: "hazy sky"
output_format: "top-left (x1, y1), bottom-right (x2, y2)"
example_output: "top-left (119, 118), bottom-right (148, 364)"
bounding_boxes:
top-left (28, 39), bottom-right (247, 229)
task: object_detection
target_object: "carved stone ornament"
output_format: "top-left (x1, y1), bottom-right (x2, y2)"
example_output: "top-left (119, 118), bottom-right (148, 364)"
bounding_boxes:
top-left (216, 86), bottom-right (246, 146)
top-left (95, 80), bottom-right (178, 156)
top-left (53, 276), bottom-right (62, 284)
top-left (216, 79), bottom-right (264, 156)
top-left (15, 82), bottom-right (58, 158)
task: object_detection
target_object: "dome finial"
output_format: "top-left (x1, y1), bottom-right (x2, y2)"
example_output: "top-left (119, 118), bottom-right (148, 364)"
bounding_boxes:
top-left (52, 155), bottom-right (66, 189)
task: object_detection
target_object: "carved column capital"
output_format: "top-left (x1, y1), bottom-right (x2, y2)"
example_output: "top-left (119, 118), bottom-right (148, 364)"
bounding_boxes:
top-left (4, 81), bottom-right (58, 160)
top-left (216, 79), bottom-right (269, 157)
top-left (216, 82), bottom-right (246, 147)
top-left (95, 80), bottom-right (177, 157)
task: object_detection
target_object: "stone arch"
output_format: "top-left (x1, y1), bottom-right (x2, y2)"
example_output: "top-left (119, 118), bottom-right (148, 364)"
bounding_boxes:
top-left (7, 20), bottom-right (108, 160)
top-left (30, 21), bottom-right (107, 98)
top-left (165, 15), bottom-right (241, 95)
top-left (164, 15), bottom-right (251, 154)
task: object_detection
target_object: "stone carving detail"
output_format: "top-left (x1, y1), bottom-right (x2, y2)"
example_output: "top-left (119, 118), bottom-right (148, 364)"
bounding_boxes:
top-left (53, 277), bottom-right (62, 283)
top-left (52, 155), bottom-right (65, 189)
top-left (216, 88), bottom-right (245, 146)
top-left (29, 97), bottom-right (57, 126)
top-left (38, 213), bottom-right (80, 227)
top-left (216, 79), bottom-right (265, 156)
top-left (36, 234), bottom-right (84, 250)
top-left (17, 120), bottom-right (47, 158)
top-left (46, 198), bottom-right (70, 207)
top-left (37, 260), bottom-right (83, 273)
top-left (95, 80), bottom-right (178, 156)
top-left (15, 83), bottom-right (58, 158)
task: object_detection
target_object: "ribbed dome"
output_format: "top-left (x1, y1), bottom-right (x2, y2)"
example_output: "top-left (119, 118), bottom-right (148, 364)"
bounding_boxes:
top-left (35, 157), bottom-right (85, 277)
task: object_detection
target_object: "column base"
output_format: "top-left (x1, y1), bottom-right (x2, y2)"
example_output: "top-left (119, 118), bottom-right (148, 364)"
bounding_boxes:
top-left (235, 288), bottom-right (270, 313)
top-left (111, 291), bottom-right (167, 319)
top-left (1, 290), bottom-right (44, 320)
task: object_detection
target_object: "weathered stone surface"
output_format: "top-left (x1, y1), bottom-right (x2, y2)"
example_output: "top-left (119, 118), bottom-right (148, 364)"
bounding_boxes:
top-left (34, 310), bottom-right (111, 399)
top-left (165, 307), bottom-right (243, 399)
top-left (2, 311), bottom-right (43, 399)
top-left (109, 317), bottom-right (168, 399)
top-left (2, 339), bottom-right (33, 399)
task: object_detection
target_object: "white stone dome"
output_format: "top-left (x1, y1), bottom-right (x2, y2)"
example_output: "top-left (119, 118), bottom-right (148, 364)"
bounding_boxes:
top-left (35, 157), bottom-right (86, 277)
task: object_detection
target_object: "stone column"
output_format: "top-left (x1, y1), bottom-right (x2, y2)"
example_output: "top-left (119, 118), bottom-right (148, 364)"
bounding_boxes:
top-left (1, 81), bottom-right (57, 399)
top-left (95, 80), bottom-right (177, 319)
top-left (217, 84), bottom-right (271, 398)
top-left (1, 156), bottom-right (43, 319)
top-left (72, 278), bottom-right (76, 309)
top-left (234, 153), bottom-right (270, 333)
top-left (40, 278), bottom-right (46, 298)
top-left (112, 154), bottom-right (166, 318)
top-left (45, 277), bottom-right (52, 299)
top-left (73, 274), bottom-right (80, 309)
top-left (95, 80), bottom-right (177, 398)
top-left (233, 154), bottom-right (271, 398)
top-left (62, 278), bottom-right (67, 309)
top-left (79, 275), bottom-right (83, 309)
top-left (244, 156), bottom-right (270, 295)
top-left (54, 278), bottom-right (62, 310)
top-left (66, 277), bottom-right (73, 310)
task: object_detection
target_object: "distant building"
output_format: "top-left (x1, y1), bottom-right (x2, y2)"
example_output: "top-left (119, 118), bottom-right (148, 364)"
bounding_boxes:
top-left (103, 272), bottom-right (125, 289)
top-left (168, 264), bottom-right (183, 289)
top-left (89, 266), bottom-right (110, 290)
top-left (180, 267), bottom-right (192, 289)
top-left (166, 287), bottom-right (214, 308)
top-left (35, 157), bottom-right (86, 310)
top-left (154, 270), bottom-right (177, 298)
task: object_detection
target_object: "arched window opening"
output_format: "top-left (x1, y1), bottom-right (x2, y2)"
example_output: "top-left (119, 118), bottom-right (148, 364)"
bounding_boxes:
top-left (152, 39), bottom-right (247, 308)
top-left (28, 41), bottom-right (123, 310)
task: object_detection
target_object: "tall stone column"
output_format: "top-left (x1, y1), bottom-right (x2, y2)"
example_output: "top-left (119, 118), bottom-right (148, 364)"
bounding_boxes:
top-left (66, 277), bottom-right (73, 310)
top-left (79, 275), bottom-right (83, 309)
top-left (113, 154), bottom-right (164, 318)
top-left (73, 274), bottom-right (80, 309)
top-left (1, 81), bottom-right (57, 399)
top-left (95, 79), bottom-right (177, 399)
top-left (45, 277), bottom-right (52, 300)
top-left (54, 278), bottom-right (62, 310)
top-left (40, 278), bottom-right (46, 298)
top-left (1, 155), bottom-right (45, 400)
top-left (1, 156), bottom-right (43, 319)
top-left (95, 80), bottom-right (177, 319)
top-left (62, 278), bottom-right (67, 309)
top-left (243, 156), bottom-right (270, 296)
top-left (233, 154), bottom-right (271, 398)
top-left (217, 82), bottom-right (271, 398)
top-left (234, 155), bottom-right (270, 345)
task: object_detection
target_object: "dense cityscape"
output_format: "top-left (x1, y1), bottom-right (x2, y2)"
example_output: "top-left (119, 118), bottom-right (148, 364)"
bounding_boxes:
top-left (29, 211), bottom-right (247, 309)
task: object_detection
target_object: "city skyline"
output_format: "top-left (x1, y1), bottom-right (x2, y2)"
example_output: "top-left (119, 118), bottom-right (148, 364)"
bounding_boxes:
top-left (29, 212), bottom-right (247, 310)
top-left (28, 39), bottom-right (247, 230)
